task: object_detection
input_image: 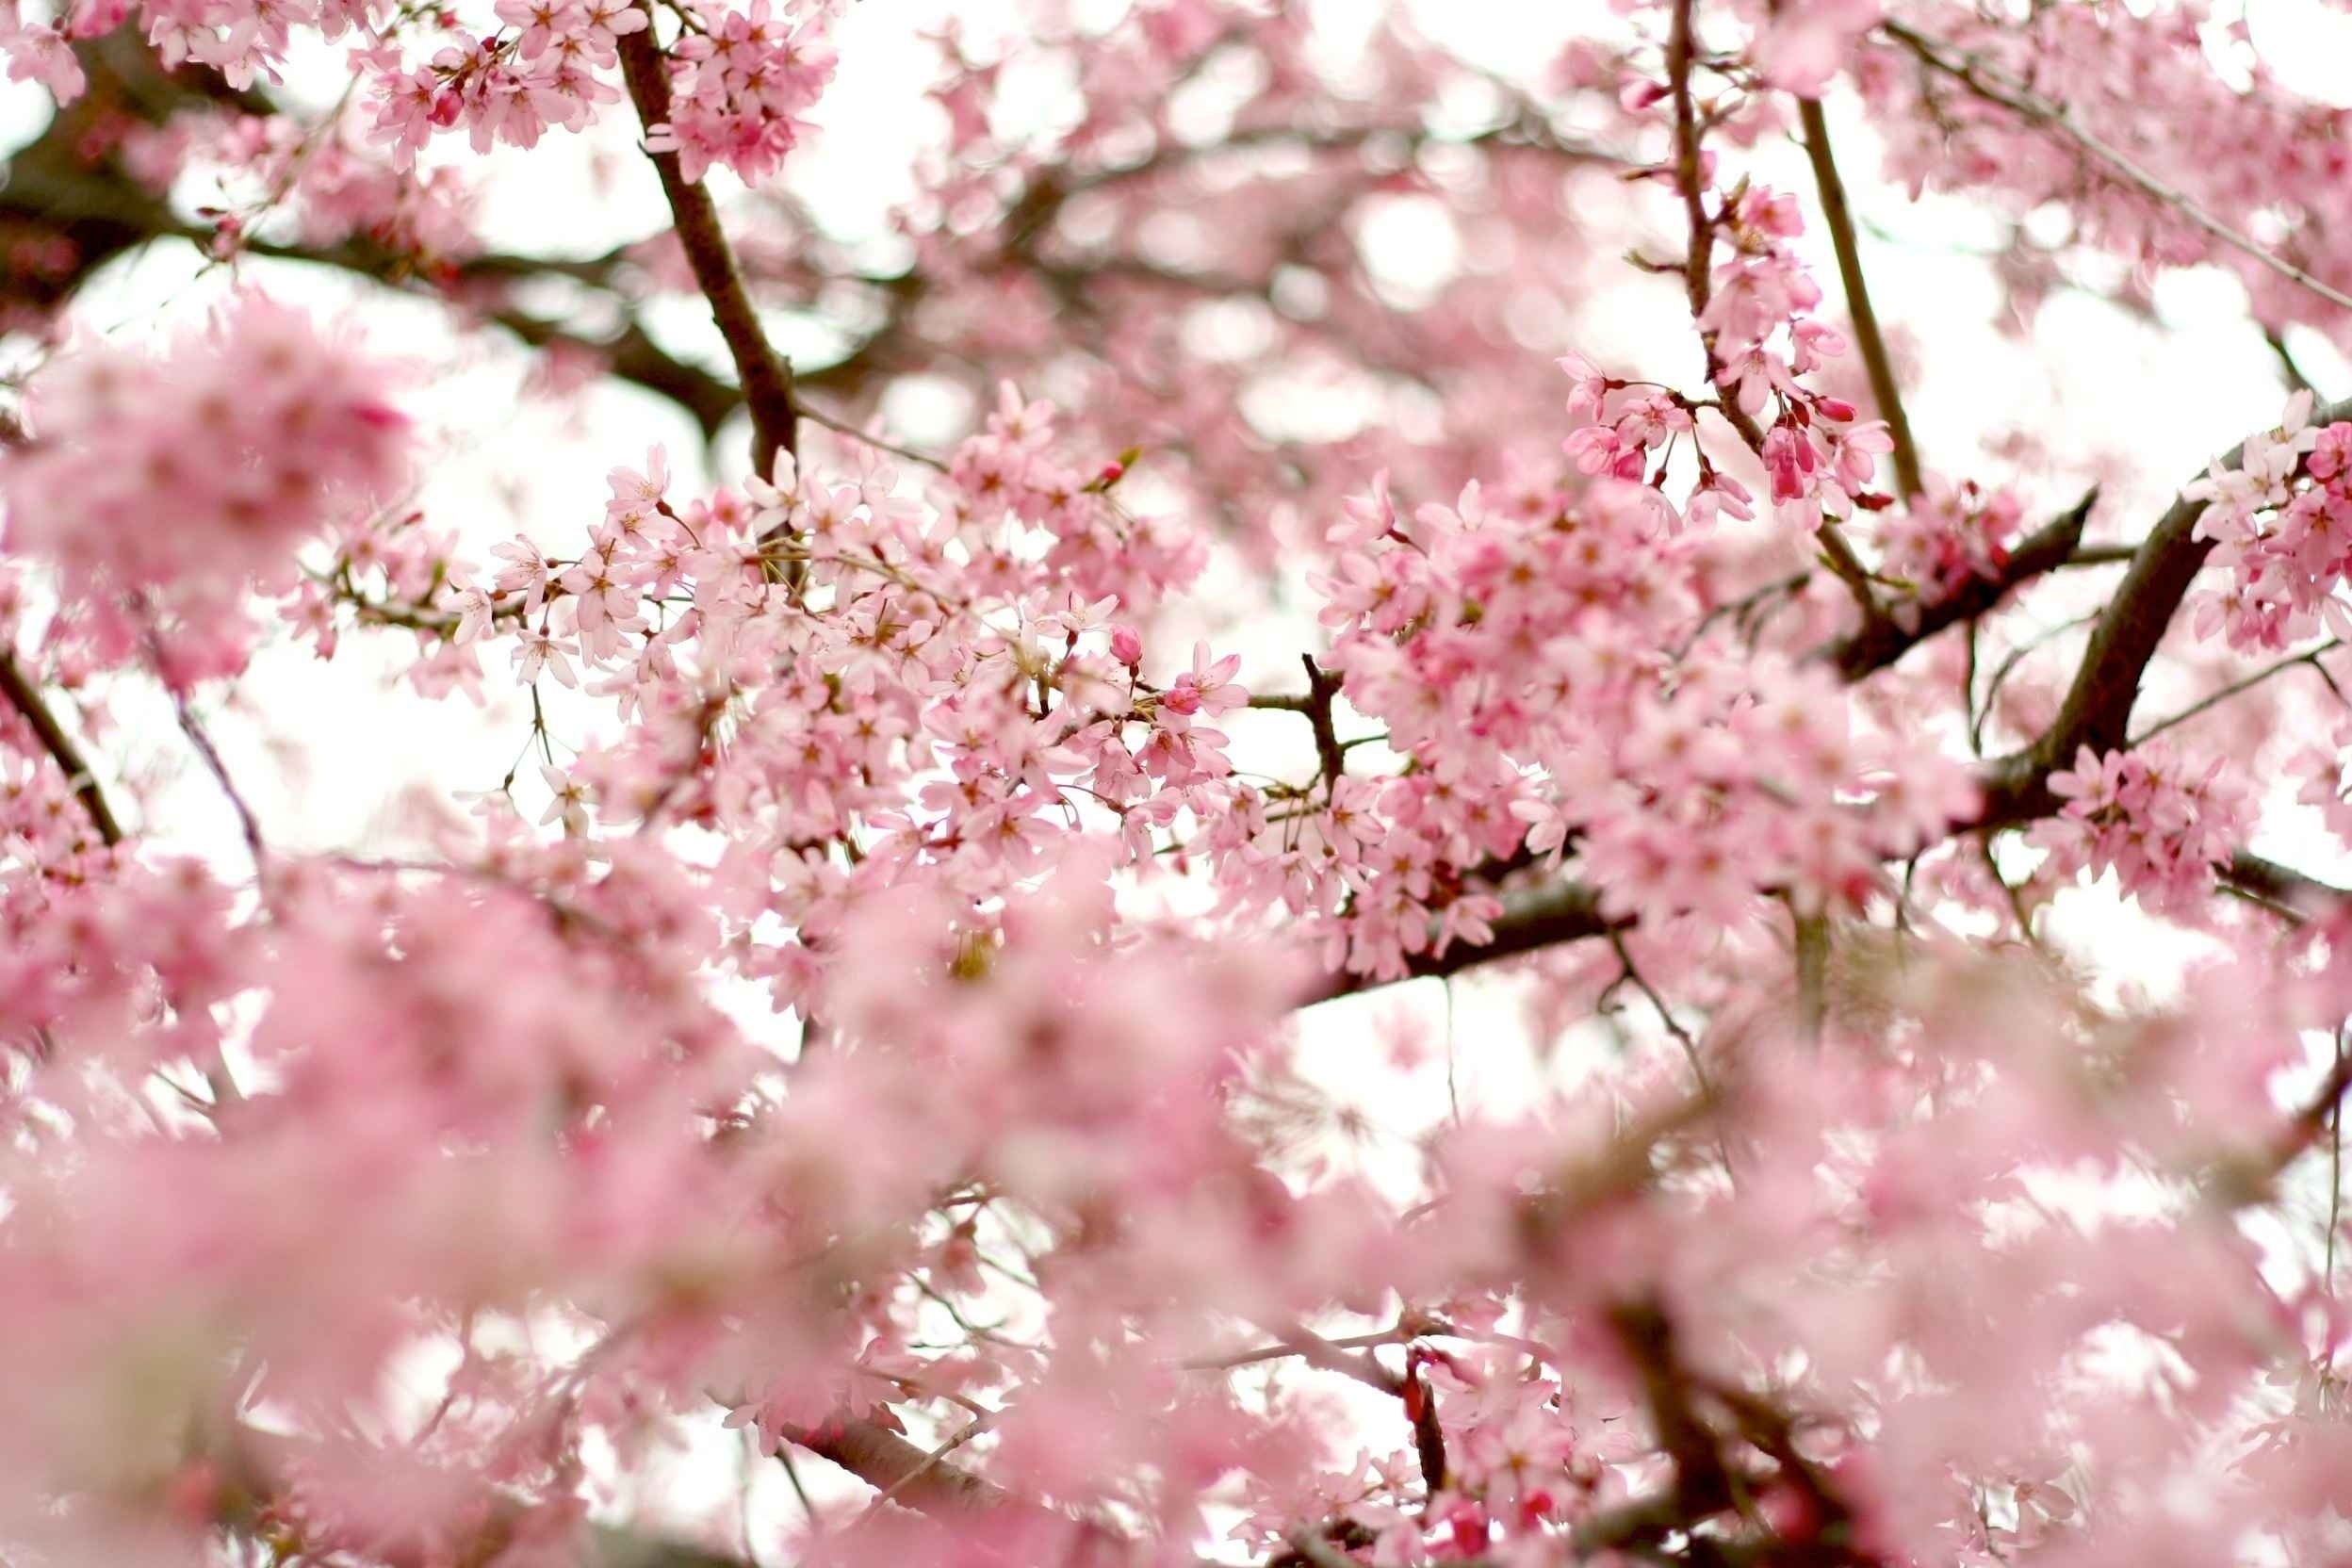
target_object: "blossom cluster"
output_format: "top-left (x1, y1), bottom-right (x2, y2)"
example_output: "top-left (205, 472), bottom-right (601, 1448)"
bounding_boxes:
top-left (366, 0), bottom-right (835, 183)
top-left (1, 0), bottom-right (386, 99)
top-left (2033, 742), bottom-right (2254, 915)
top-left (367, 0), bottom-right (645, 169)
top-left (1252, 374), bottom-right (1974, 983)
top-left (305, 380), bottom-right (1233, 1023)
top-left (2, 0), bottom-right (836, 193)
top-left (0, 293), bottom-right (410, 662)
top-left (2181, 391), bottom-right (2352, 650)
top-left (1864, 4), bottom-right (2352, 347)
top-left (1559, 184), bottom-right (1891, 531)
top-left (1698, 186), bottom-right (1894, 523)
top-left (106, 106), bottom-right (485, 269)
top-left (641, 0), bottom-right (836, 185)
top-left (1871, 477), bottom-right (2024, 612)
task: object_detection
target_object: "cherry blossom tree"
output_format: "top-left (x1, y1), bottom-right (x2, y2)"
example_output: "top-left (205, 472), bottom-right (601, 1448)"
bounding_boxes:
top-left (9, 1), bottom-right (2352, 1564)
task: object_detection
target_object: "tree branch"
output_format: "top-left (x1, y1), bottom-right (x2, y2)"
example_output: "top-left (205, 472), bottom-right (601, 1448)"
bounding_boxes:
top-left (0, 649), bottom-right (124, 846)
top-left (1797, 95), bottom-right (1922, 498)
top-left (2132, 638), bottom-right (2344, 746)
top-left (1312, 386), bottom-right (2352, 1004)
top-left (1823, 487), bottom-right (2097, 678)
top-left (1883, 18), bottom-right (2352, 319)
top-left (616, 8), bottom-right (797, 476)
top-left (2223, 851), bottom-right (2350, 917)
top-left (1665, 0), bottom-right (1769, 445)
top-left (1979, 393), bottom-right (2352, 826)
top-left (1303, 879), bottom-right (1625, 1003)
top-left (780, 1413), bottom-right (1014, 1515)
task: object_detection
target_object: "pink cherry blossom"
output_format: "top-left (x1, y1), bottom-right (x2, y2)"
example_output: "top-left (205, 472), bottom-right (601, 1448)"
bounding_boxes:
top-left (8, 6), bottom-right (2352, 1568)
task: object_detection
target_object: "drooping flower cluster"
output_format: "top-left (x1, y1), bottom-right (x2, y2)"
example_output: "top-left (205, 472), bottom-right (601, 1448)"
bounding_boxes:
top-left (1696, 188), bottom-right (1896, 523)
top-left (307, 381), bottom-right (1240, 1021)
top-left (0, 293), bottom-right (409, 658)
top-left (2033, 742), bottom-right (2254, 915)
top-left (642, 0), bottom-right (836, 185)
top-left (2183, 391), bottom-right (2352, 650)
top-left (1872, 477), bottom-right (2025, 614)
top-left (367, 0), bottom-right (645, 168)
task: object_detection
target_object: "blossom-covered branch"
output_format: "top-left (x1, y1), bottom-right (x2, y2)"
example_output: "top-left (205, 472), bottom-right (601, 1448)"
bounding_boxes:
top-left (613, 3), bottom-right (797, 475)
top-left (0, 648), bottom-right (123, 846)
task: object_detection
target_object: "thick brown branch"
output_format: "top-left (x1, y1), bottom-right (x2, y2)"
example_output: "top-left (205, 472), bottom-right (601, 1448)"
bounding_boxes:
top-left (1298, 657), bottom-right (1348, 791)
top-left (488, 307), bottom-right (743, 442)
top-left (780, 1413), bottom-right (1013, 1515)
top-left (1663, 7), bottom-right (1765, 443)
top-left (1304, 880), bottom-right (1625, 1002)
top-left (1319, 397), bottom-right (2344, 1003)
top-left (1609, 1300), bottom-right (1732, 1520)
top-left (616, 9), bottom-right (797, 476)
top-left (2223, 851), bottom-right (2349, 917)
top-left (1667, 0), bottom-right (1717, 357)
top-left (1407, 1361), bottom-right (1447, 1494)
top-left (0, 650), bottom-right (124, 846)
top-left (1976, 393), bottom-right (2352, 826)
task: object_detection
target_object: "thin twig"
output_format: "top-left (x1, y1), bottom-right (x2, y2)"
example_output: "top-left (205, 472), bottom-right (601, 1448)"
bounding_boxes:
top-left (2268, 329), bottom-right (2320, 399)
top-left (1675, 570), bottom-right (1809, 661)
top-left (1968, 610), bottom-right (2102, 756)
top-left (798, 401), bottom-right (946, 470)
top-left (1243, 1317), bottom-right (1403, 1397)
top-left (2330, 1025), bottom-right (2345, 1292)
top-left (1607, 928), bottom-right (1710, 1096)
top-left (2130, 639), bottom-right (2344, 746)
top-left (1181, 1324), bottom-right (1413, 1376)
top-left (1798, 95), bottom-right (1922, 497)
top-left (166, 682), bottom-right (267, 870)
top-left (1885, 19), bottom-right (2352, 318)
